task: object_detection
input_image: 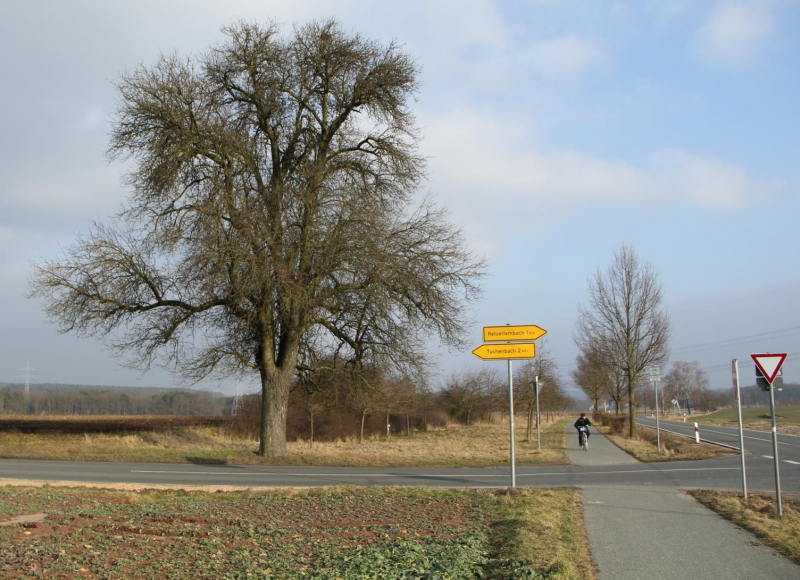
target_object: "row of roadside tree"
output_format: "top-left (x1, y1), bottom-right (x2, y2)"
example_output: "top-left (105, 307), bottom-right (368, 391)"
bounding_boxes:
top-left (232, 345), bottom-right (574, 443)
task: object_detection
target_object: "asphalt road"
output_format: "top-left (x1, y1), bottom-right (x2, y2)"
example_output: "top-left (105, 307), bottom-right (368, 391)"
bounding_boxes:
top-left (0, 451), bottom-right (797, 493)
top-left (638, 415), bottom-right (800, 464)
top-left (569, 423), bottom-right (800, 580)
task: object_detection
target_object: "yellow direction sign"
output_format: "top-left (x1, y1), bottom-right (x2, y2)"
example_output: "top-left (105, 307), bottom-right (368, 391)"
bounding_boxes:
top-left (483, 325), bottom-right (547, 342)
top-left (472, 343), bottom-right (536, 360)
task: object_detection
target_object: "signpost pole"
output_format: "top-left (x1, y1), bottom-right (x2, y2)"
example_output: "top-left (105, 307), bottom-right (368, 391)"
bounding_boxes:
top-left (508, 360), bottom-right (516, 488)
top-left (650, 368), bottom-right (661, 453)
top-left (752, 353), bottom-right (787, 517)
top-left (732, 359), bottom-right (747, 500)
top-left (767, 379), bottom-right (782, 516)
top-left (535, 376), bottom-right (541, 452)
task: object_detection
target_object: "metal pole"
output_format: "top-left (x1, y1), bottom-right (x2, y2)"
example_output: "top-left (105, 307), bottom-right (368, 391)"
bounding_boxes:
top-left (768, 380), bottom-right (782, 516)
top-left (653, 378), bottom-right (661, 453)
top-left (535, 375), bottom-right (541, 452)
top-left (732, 360), bottom-right (747, 499)
top-left (508, 360), bottom-right (516, 488)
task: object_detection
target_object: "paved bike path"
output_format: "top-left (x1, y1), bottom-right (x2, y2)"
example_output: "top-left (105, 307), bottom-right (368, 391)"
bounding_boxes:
top-left (569, 425), bottom-right (799, 580)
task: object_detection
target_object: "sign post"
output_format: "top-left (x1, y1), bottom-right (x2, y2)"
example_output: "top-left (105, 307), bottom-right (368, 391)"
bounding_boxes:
top-left (731, 359), bottom-right (747, 500)
top-left (534, 376), bottom-right (542, 452)
top-left (508, 360), bottom-right (516, 488)
top-left (474, 324), bottom-right (545, 488)
top-left (751, 353), bottom-right (787, 516)
top-left (648, 367), bottom-right (661, 453)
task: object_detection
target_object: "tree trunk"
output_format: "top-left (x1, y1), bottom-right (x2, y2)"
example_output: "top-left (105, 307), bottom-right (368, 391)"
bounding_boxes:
top-left (525, 408), bottom-right (533, 441)
top-left (386, 412), bottom-right (391, 438)
top-left (406, 413), bottom-right (410, 435)
top-left (360, 411), bottom-right (367, 443)
top-left (309, 408), bottom-right (315, 448)
top-left (257, 365), bottom-right (292, 456)
top-left (627, 377), bottom-right (636, 438)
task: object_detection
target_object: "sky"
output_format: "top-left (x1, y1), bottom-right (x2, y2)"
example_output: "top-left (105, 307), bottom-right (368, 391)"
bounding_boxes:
top-left (1, 0), bottom-right (799, 398)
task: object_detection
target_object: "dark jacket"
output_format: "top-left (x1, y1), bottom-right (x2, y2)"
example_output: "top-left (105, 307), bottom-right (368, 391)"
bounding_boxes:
top-left (574, 417), bottom-right (592, 429)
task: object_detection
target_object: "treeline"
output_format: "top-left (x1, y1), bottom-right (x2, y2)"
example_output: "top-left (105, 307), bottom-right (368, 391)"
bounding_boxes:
top-left (587, 377), bottom-right (800, 416)
top-left (0, 388), bottom-right (226, 416)
top-left (231, 352), bottom-right (575, 443)
top-left (0, 382), bottom-right (193, 396)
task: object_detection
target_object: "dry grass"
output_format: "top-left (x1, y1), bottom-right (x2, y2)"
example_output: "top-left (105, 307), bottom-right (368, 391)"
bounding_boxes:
top-left (597, 425), bottom-right (734, 462)
top-left (0, 416), bottom-right (570, 468)
top-left (488, 487), bottom-right (596, 580)
top-left (687, 489), bottom-right (800, 564)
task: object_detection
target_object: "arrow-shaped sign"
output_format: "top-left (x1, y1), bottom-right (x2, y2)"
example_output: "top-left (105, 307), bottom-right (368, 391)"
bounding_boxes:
top-left (472, 343), bottom-right (536, 360)
top-left (483, 325), bottom-right (547, 342)
top-left (750, 353), bottom-right (787, 384)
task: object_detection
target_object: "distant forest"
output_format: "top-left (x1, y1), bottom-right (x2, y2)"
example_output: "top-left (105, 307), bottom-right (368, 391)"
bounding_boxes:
top-left (735, 383), bottom-right (799, 407)
top-left (0, 383), bottom-right (230, 415)
top-left (0, 380), bottom-right (797, 419)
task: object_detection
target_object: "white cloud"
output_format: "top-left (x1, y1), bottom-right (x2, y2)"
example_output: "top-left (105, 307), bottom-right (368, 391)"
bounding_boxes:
top-left (649, 149), bottom-right (778, 209)
top-left (691, 1), bottom-right (775, 66)
top-left (423, 109), bottom-right (648, 210)
top-left (523, 36), bottom-right (611, 80)
top-left (423, 109), bottom-right (776, 220)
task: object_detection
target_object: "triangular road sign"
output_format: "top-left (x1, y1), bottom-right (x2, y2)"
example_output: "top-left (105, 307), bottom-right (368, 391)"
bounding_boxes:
top-left (750, 353), bottom-right (787, 384)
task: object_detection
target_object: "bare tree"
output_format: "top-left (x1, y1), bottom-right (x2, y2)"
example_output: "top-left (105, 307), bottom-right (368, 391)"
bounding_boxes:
top-left (441, 369), bottom-right (493, 426)
top-left (344, 366), bottom-right (385, 444)
top-left (298, 357), bottom-right (346, 447)
top-left (575, 244), bottom-right (670, 437)
top-left (572, 346), bottom-right (608, 413)
top-left (29, 20), bottom-right (483, 456)
top-left (514, 342), bottom-right (563, 440)
top-left (573, 344), bottom-right (627, 415)
top-left (662, 361), bottom-right (709, 415)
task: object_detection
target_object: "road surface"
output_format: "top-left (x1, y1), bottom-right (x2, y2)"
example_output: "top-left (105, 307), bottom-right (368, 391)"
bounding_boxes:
top-left (638, 415), bottom-right (800, 465)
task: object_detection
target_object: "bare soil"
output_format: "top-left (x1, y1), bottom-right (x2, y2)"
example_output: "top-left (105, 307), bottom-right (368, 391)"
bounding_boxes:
top-left (0, 485), bottom-right (592, 579)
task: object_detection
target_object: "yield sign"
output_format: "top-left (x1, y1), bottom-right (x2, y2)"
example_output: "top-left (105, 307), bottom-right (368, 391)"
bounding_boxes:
top-left (750, 353), bottom-right (787, 384)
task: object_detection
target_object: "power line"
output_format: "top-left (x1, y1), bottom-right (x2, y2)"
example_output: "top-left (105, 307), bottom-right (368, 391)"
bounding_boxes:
top-left (671, 325), bottom-right (800, 355)
top-left (701, 351), bottom-right (800, 375)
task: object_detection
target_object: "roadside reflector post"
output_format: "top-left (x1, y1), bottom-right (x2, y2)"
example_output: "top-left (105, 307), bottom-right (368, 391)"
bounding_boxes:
top-left (732, 360), bottom-right (747, 500)
top-left (694, 422), bottom-right (700, 444)
top-left (751, 353), bottom-right (786, 517)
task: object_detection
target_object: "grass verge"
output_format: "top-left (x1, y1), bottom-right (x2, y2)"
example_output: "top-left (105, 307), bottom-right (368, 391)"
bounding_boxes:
top-left (0, 484), bottom-right (595, 579)
top-left (0, 417), bottom-right (570, 468)
top-left (690, 405), bottom-right (800, 435)
top-left (687, 489), bottom-right (800, 565)
top-left (597, 425), bottom-right (734, 462)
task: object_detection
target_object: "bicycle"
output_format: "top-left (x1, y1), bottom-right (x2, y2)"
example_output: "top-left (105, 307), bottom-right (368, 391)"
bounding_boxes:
top-left (578, 426), bottom-right (589, 451)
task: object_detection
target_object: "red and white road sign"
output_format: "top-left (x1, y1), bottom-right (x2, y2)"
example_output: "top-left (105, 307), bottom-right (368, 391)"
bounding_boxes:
top-left (750, 353), bottom-right (787, 384)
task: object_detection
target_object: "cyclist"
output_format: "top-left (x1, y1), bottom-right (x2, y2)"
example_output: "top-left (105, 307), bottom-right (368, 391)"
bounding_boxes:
top-left (574, 413), bottom-right (592, 447)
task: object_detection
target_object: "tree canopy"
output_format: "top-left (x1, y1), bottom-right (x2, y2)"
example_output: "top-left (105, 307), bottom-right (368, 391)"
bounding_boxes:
top-left (30, 20), bottom-right (484, 455)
